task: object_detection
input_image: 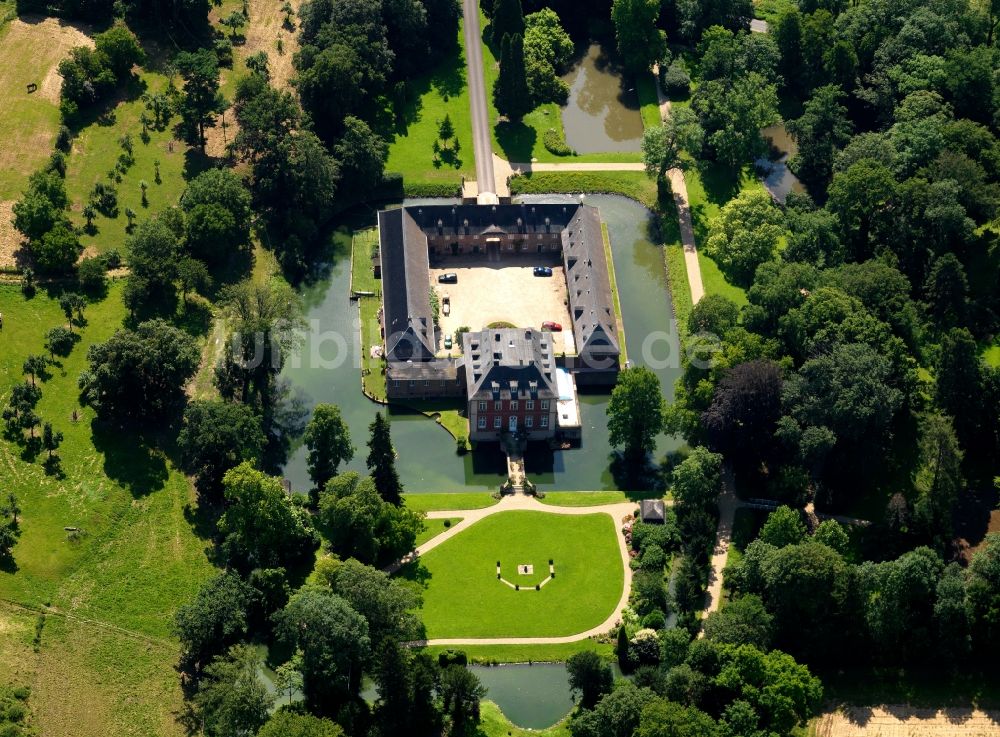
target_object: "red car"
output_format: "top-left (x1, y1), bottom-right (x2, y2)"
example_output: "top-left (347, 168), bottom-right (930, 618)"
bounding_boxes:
top-left (541, 321), bottom-right (563, 332)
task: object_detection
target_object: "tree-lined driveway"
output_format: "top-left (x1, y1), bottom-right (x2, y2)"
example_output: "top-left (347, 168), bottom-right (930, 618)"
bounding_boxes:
top-left (462, 0), bottom-right (496, 197)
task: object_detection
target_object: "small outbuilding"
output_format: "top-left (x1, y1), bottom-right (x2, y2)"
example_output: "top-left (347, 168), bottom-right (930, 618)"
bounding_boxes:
top-left (640, 499), bottom-right (666, 524)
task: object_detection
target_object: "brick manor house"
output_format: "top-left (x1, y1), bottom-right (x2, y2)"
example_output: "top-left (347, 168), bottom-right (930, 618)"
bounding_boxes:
top-left (376, 202), bottom-right (620, 442)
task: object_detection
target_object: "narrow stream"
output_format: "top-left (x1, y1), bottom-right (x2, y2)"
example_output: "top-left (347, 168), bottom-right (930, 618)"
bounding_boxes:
top-left (279, 195), bottom-right (682, 492)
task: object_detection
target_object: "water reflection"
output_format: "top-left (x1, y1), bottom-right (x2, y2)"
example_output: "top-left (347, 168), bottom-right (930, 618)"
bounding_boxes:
top-left (560, 44), bottom-right (644, 153)
top-left (756, 123), bottom-right (805, 203)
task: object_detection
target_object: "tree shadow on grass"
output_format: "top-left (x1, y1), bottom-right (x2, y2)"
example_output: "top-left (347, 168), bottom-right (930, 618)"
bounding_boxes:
top-left (396, 559), bottom-right (432, 587)
top-left (91, 419), bottom-right (169, 497)
top-left (495, 120), bottom-right (538, 163)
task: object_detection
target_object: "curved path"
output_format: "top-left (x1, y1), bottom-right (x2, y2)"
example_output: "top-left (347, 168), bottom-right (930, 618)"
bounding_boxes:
top-left (391, 494), bottom-right (645, 646)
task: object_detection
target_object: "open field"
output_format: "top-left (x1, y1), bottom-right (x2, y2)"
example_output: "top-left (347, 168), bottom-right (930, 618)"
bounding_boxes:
top-left (0, 16), bottom-right (93, 201)
top-left (430, 258), bottom-right (573, 354)
top-left (384, 19), bottom-right (475, 191)
top-left (0, 284), bottom-right (214, 736)
top-left (815, 707), bottom-right (1000, 736)
top-left (412, 510), bottom-right (623, 638)
top-left (538, 491), bottom-right (631, 507)
top-left (0, 15), bottom-right (94, 266)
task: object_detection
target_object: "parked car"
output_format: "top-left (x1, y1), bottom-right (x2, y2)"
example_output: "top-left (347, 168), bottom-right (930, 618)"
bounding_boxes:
top-left (438, 273), bottom-right (458, 284)
top-left (533, 266), bottom-right (553, 277)
top-left (541, 321), bottom-right (563, 331)
top-left (442, 295), bottom-right (450, 316)
top-left (444, 335), bottom-right (453, 349)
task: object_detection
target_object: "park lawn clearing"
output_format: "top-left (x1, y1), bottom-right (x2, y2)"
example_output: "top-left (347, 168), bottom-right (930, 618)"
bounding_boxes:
top-left (384, 18), bottom-right (474, 192)
top-left (0, 283), bottom-right (215, 737)
top-left (983, 339), bottom-right (1000, 368)
top-left (413, 510), bottom-right (623, 639)
top-left (415, 517), bottom-right (463, 547)
top-left (404, 492), bottom-right (499, 512)
top-left (637, 73), bottom-right (662, 130)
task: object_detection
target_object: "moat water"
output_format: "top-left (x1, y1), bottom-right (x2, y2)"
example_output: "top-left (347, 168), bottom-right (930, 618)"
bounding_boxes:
top-left (279, 194), bottom-right (682, 493)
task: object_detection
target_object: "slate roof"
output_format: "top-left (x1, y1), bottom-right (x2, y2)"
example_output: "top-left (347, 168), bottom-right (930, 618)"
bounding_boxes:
top-left (561, 206), bottom-right (620, 362)
top-left (407, 202), bottom-right (584, 238)
top-left (386, 359), bottom-right (461, 381)
top-left (640, 499), bottom-right (666, 522)
top-left (378, 208), bottom-right (435, 361)
top-left (462, 328), bottom-right (558, 399)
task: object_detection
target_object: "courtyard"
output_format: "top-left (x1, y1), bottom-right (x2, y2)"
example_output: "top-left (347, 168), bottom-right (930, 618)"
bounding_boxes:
top-left (429, 256), bottom-right (575, 355)
top-left (408, 510), bottom-right (623, 639)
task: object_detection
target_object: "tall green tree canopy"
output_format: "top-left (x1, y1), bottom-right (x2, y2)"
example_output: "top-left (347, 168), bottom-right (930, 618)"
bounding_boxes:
top-left (611, 0), bottom-right (667, 73)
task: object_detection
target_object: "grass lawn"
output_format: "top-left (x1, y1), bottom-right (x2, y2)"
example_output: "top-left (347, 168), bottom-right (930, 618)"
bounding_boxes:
top-left (351, 228), bottom-right (379, 295)
top-left (637, 73), bottom-right (662, 130)
top-left (415, 517), bottom-right (463, 547)
top-left (384, 19), bottom-right (474, 192)
top-left (476, 700), bottom-right (571, 737)
top-left (404, 492), bottom-right (500, 512)
top-left (0, 283), bottom-right (214, 736)
top-left (697, 250), bottom-right (749, 306)
top-left (601, 223), bottom-right (628, 365)
top-left (509, 171), bottom-right (658, 209)
top-left (983, 340), bottom-right (1000, 368)
top-left (754, 0), bottom-right (796, 24)
top-left (65, 71), bottom-right (203, 259)
top-left (411, 510), bottom-right (623, 638)
top-left (360, 298), bottom-right (386, 401)
top-left (423, 639), bottom-right (613, 664)
top-left (538, 491), bottom-right (630, 507)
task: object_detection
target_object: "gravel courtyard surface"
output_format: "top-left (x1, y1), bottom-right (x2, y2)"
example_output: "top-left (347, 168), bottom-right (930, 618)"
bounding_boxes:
top-left (430, 257), bottom-right (573, 355)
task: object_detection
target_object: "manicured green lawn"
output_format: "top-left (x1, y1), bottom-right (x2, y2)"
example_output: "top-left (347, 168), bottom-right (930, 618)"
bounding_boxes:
top-left (601, 223), bottom-right (628, 365)
top-left (360, 297), bottom-right (386, 401)
top-left (477, 700), bottom-right (571, 737)
top-left (0, 283), bottom-right (214, 736)
top-left (65, 71), bottom-right (203, 258)
top-left (404, 492), bottom-right (499, 512)
top-left (412, 510), bottom-right (623, 638)
top-left (539, 491), bottom-right (630, 507)
top-left (423, 639), bottom-right (613, 664)
top-left (665, 244), bottom-right (693, 339)
top-left (415, 517), bottom-right (463, 547)
top-left (384, 19), bottom-right (474, 192)
top-left (637, 73), bottom-right (662, 130)
top-left (509, 171), bottom-right (658, 209)
top-left (698, 250), bottom-right (749, 306)
top-left (351, 228), bottom-right (380, 295)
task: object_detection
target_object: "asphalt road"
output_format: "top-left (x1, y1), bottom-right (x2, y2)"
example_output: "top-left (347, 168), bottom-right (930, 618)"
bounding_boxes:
top-left (462, 0), bottom-right (496, 195)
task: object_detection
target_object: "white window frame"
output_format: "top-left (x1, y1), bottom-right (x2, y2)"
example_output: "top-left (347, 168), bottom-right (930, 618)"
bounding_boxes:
top-left (526, 400), bottom-right (535, 410)
top-left (478, 401), bottom-right (487, 411)
top-left (541, 400), bottom-right (550, 410)
top-left (478, 416), bottom-right (487, 429)
top-left (494, 416), bottom-right (502, 429)
top-left (525, 416), bottom-right (533, 428)
top-left (541, 416), bottom-right (549, 428)
top-left (494, 401), bottom-right (502, 411)
top-left (510, 400), bottom-right (518, 410)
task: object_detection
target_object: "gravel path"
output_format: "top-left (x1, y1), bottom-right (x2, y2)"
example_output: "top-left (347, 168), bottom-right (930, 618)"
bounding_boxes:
top-left (462, 0), bottom-right (497, 197)
top-left (391, 494), bottom-right (642, 645)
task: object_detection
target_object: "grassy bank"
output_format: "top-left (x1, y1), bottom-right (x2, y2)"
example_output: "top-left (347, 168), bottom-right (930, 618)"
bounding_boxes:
top-left (510, 171), bottom-right (658, 209)
top-left (479, 700), bottom-right (571, 737)
top-left (404, 492), bottom-right (500, 512)
top-left (423, 639), bottom-right (613, 664)
top-left (637, 73), bottom-right (662, 129)
top-left (415, 517), bottom-right (463, 547)
top-left (601, 222), bottom-right (628, 365)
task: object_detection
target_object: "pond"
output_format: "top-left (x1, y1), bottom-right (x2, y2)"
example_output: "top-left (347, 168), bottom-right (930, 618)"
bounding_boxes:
top-left (756, 123), bottom-right (805, 203)
top-left (279, 195), bottom-right (682, 493)
top-left (560, 44), bottom-right (644, 154)
top-left (470, 663), bottom-right (575, 729)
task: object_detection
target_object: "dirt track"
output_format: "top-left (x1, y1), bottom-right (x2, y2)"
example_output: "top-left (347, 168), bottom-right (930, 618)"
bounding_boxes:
top-left (816, 707), bottom-right (1000, 736)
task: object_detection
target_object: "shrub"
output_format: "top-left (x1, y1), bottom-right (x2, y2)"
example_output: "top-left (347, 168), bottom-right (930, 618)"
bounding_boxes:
top-left (103, 249), bottom-right (122, 269)
top-left (55, 126), bottom-right (72, 153)
top-left (438, 649), bottom-right (468, 667)
top-left (543, 128), bottom-right (573, 156)
top-left (641, 609), bottom-right (666, 630)
top-left (444, 519), bottom-right (452, 528)
top-left (629, 628), bottom-right (662, 665)
top-left (661, 62), bottom-right (691, 98)
top-left (44, 326), bottom-right (76, 358)
top-left (77, 257), bottom-right (107, 293)
top-left (89, 181), bottom-right (118, 217)
top-left (47, 151), bottom-right (67, 177)
top-left (456, 434), bottom-right (468, 453)
top-left (641, 545), bottom-right (667, 571)
top-left (214, 38), bottom-right (234, 67)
